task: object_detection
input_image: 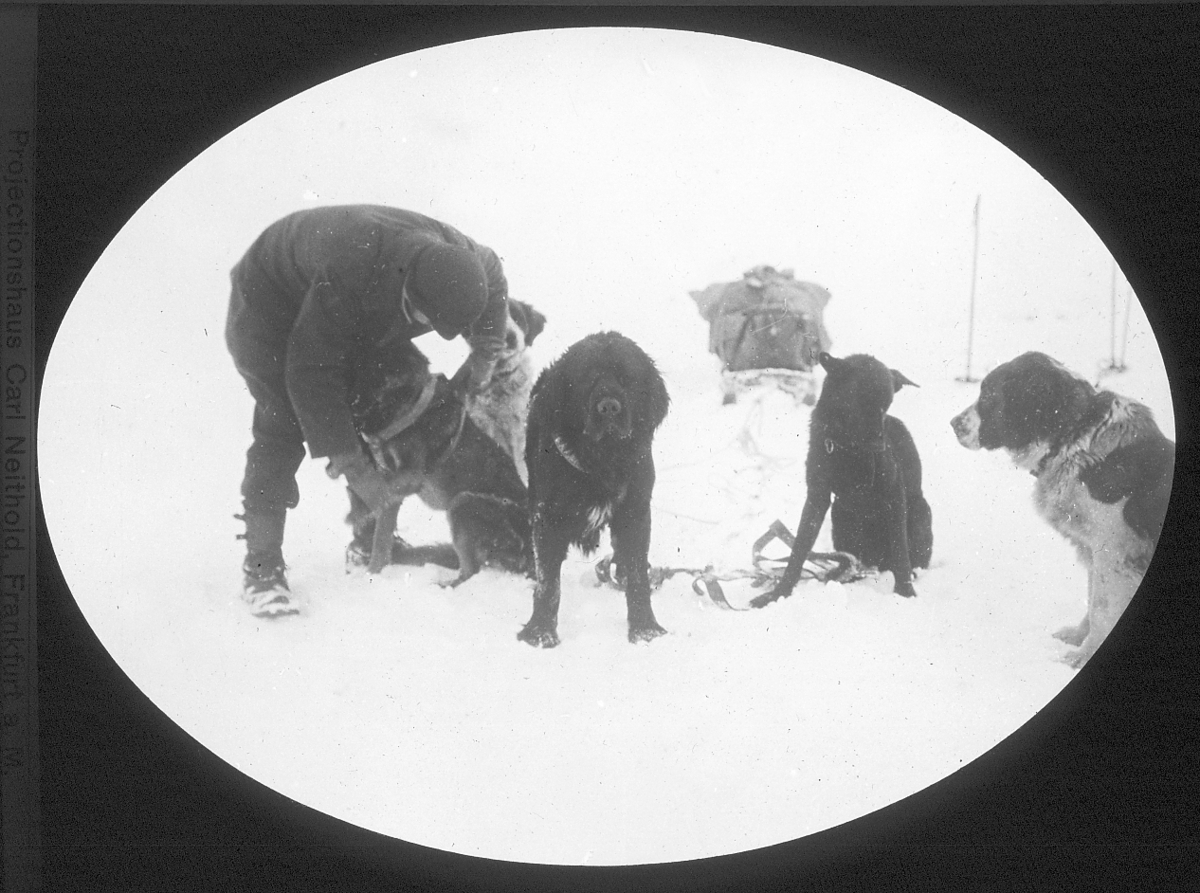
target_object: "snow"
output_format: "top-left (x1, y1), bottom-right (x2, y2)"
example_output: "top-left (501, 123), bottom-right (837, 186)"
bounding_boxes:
top-left (37, 29), bottom-right (1175, 866)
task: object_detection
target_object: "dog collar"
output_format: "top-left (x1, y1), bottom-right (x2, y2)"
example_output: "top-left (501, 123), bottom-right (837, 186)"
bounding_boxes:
top-left (365, 377), bottom-right (439, 444)
top-left (555, 435), bottom-right (587, 472)
top-left (825, 437), bottom-right (886, 456)
top-left (1032, 451), bottom-right (1054, 477)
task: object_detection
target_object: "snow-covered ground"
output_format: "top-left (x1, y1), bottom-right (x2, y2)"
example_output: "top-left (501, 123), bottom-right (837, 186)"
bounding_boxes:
top-left (37, 29), bottom-right (1175, 866)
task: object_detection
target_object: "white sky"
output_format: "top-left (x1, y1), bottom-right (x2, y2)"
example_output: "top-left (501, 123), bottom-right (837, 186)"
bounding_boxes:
top-left (66, 27), bottom-right (1141, 365)
top-left (45, 26), bottom-right (1170, 481)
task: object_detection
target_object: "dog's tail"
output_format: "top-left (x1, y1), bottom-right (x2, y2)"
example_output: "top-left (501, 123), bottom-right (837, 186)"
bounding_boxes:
top-left (391, 542), bottom-right (462, 570)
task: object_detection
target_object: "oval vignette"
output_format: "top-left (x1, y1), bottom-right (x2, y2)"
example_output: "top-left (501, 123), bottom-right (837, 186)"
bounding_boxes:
top-left (37, 27), bottom-right (1175, 866)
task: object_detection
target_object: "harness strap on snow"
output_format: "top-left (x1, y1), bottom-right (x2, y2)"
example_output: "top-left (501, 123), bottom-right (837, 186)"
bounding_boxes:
top-left (750, 518), bottom-right (863, 584)
top-left (592, 519), bottom-right (865, 610)
top-left (689, 570), bottom-right (757, 610)
top-left (594, 555), bottom-right (755, 609)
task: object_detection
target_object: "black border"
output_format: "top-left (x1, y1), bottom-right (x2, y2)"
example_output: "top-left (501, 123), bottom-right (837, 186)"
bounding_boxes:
top-left (32, 5), bottom-right (1200, 892)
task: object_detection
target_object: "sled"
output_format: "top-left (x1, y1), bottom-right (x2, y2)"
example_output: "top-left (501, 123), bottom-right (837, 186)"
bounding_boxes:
top-left (689, 265), bottom-right (833, 406)
top-left (720, 367), bottom-right (820, 407)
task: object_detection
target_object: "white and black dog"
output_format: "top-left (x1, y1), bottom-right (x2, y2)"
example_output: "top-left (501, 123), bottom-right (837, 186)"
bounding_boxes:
top-left (951, 351), bottom-right (1174, 668)
top-left (466, 297), bottom-right (546, 485)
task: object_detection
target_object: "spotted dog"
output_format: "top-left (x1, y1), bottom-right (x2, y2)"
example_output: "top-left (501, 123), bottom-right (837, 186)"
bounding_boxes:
top-left (951, 351), bottom-right (1174, 668)
top-left (462, 298), bottom-right (546, 485)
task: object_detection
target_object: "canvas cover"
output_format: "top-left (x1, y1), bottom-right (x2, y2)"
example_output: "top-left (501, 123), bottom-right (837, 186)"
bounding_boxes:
top-left (689, 266), bottom-right (832, 373)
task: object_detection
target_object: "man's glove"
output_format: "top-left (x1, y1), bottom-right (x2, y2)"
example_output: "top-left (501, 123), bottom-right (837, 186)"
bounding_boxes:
top-left (327, 451), bottom-right (400, 516)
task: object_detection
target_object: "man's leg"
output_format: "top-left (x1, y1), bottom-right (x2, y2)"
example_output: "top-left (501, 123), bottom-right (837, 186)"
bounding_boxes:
top-left (235, 383), bottom-right (306, 615)
top-left (227, 286), bottom-right (306, 615)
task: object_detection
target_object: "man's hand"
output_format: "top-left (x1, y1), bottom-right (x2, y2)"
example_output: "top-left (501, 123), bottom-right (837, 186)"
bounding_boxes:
top-left (460, 339), bottom-right (502, 395)
top-left (327, 451), bottom-right (401, 515)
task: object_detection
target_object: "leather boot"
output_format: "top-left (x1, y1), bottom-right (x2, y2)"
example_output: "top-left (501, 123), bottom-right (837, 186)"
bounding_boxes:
top-left (238, 509), bottom-right (298, 617)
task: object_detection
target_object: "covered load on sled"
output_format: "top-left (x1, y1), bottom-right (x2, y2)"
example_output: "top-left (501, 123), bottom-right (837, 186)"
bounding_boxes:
top-left (689, 265), bottom-right (833, 405)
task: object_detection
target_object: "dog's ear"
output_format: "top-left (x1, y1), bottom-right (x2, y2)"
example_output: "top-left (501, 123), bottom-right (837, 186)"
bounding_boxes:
top-left (506, 301), bottom-right (525, 339)
top-left (1011, 362), bottom-right (1093, 443)
top-left (643, 365), bottom-right (671, 433)
top-left (532, 355), bottom-right (574, 430)
top-left (507, 299), bottom-right (547, 347)
top-left (818, 352), bottom-right (843, 374)
top-left (890, 369), bottom-right (919, 392)
top-left (623, 349), bottom-right (670, 434)
top-left (523, 306), bottom-right (547, 346)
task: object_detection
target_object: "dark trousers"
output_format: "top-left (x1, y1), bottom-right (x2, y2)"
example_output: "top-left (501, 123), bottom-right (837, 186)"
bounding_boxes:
top-left (225, 276), bottom-right (306, 520)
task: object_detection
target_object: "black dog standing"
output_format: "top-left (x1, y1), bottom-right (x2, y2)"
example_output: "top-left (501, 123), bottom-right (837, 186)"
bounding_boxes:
top-left (752, 352), bottom-right (932, 606)
top-left (519, 332), bottom-right (671, 647)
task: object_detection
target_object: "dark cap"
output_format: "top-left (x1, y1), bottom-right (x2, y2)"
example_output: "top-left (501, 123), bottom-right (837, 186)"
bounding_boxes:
top-left (404, 243), bottom-right (488, 340)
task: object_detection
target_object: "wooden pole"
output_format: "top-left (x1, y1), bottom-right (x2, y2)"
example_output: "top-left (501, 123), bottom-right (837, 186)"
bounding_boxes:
top-left (1119, 282), bottom-right (1133, 370)
top-left (959, 194), bottom-right (981, 382)
top-left (1109, 261), bottom-right (1118, 368)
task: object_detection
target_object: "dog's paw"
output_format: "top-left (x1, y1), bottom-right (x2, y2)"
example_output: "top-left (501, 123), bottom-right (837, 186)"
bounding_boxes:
top-left (517, 624), bottom-right (561, 648)
top-left (750, 588), bottom-right (790, 609)
top-left (628, 622), bottom-right (667, 644)
top-left (438, 570), bottom-right (477, 589)
top-left (1053, 624), bottom-right (1087, 646)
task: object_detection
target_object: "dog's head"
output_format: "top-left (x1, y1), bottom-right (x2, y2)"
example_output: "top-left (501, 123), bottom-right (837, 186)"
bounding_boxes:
top-left (486, 299), bottom-right (546, 381)
top-left (815, 352), bottom-right (917, 453)
top-left (951, 352), bottom-right (1095, 456)
top-left (348, 338), bottom-right (468, 479)
top-left (349, 339), bottom-right (434, 436)
top-left (368, 374), bottom-right (467, 477)
top-left (505, 298), bottom-right (547, 352)
top-left (544, 331), bottom-right (670, 444)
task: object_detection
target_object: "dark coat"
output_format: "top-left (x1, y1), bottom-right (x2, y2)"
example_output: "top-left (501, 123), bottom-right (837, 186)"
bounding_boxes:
top-left (229, 205), bottom-right (509, 459)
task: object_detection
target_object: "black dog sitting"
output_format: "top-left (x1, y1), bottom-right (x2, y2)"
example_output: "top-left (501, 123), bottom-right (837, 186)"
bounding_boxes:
top-left (752, 352), bottom-right (932, 606)
top-left (519, 331), bottom-right (671, 647)
top-left (347, 339), bottom-right (533, 586)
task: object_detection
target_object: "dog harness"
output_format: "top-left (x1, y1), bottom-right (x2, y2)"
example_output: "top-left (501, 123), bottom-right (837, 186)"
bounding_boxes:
top-left (366, 377), bottom-right (439, 444)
